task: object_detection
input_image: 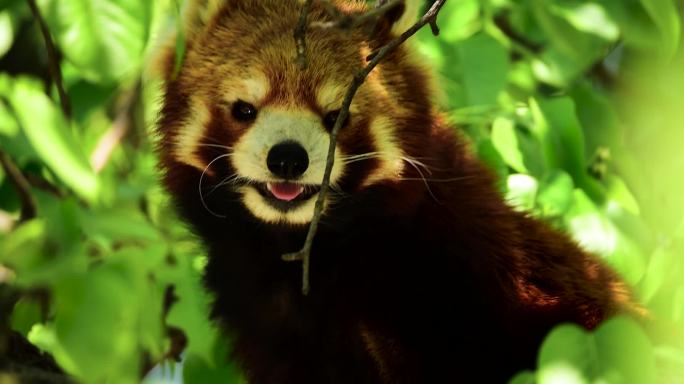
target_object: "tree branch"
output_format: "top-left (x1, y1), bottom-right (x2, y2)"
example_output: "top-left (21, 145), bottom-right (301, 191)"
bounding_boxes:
top-left (0, 149), bottom-right (37, 222)
top-left (27, 0), bottom-right (71, 120)
top-left (284, 0), bottom-right (448, 295)
top-left (90, 83), bottom-right (141, 173)
top-left (311, 0), bottom-right (403, 31)
top-left (294, 0), bottom-right (315, 69)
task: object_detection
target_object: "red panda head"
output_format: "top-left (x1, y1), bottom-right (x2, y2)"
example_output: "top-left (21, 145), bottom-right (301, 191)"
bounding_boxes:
top-left (157, 0), bottom-right (435, 226)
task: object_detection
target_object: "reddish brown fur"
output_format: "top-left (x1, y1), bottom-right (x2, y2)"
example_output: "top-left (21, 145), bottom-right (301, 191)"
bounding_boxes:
top-left (156, 1), bottom-right (640, 382)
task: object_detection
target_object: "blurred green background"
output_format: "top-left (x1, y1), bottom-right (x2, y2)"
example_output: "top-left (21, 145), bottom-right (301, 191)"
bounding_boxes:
top-left (0, 0), bottom-right (682, 383)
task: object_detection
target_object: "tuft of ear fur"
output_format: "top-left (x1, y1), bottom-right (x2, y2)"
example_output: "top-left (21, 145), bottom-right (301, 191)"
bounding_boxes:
top-left (182, 0), bottom-right (225, 38)
top-left (388, 0), bottom-right (420, 35)
top-left (144, 0), bottom-right (225, 81)
top-left (371, 0), bottom-right (420, 38)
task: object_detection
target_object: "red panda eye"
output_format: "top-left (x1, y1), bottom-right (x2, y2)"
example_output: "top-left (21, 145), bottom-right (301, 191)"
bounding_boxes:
top-left (323, 110), bottom-right (348, 131)
top-left (232, 100), bottom-right (258, 122)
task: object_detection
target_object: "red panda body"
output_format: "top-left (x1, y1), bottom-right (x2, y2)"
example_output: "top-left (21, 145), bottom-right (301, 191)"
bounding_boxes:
top-left (156, 1), bottom-right (637, 382)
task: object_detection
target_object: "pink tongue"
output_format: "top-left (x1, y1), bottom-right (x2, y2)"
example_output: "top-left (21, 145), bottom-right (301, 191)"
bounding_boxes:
top-left (268, 183), bottom-right (304, 201)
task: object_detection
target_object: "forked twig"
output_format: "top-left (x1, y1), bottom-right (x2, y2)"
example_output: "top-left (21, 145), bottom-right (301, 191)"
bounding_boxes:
top-left (311, 0), bottom-right (403, 31)
top-left (285, 0), bottom-right (447, 295)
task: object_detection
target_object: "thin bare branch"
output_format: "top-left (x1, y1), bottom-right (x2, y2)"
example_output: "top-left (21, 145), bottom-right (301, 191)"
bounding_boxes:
top-left (0, 149), bottom-right (37, 222)
top-left (90, 83), bottom-right (141, 173)
top-left (312, 0), bottom-right (403, 31)
top-left (283, 0), bottom-right (448, 295)
top-left (294, 0), bottom-right (315, 69)
top-left (27, 0), bottom-right (71, 120)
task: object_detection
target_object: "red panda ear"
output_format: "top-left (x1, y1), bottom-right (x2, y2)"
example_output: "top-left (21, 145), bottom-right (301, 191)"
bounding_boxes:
top-left (375, 0), bottom-right (420, 37)
top-left (145, 0), bottom-right (225, 81)
top-left (182, 0), bottom-right (225, 39)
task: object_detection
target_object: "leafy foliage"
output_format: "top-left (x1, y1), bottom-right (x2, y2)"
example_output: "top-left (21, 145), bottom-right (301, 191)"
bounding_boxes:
top-left (0, 0), bottom-right (682, 383)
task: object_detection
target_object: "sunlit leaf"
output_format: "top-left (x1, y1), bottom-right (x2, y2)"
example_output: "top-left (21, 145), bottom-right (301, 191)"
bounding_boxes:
top-left (538, 317), bottom-right (655, 383)
top-left (438, 0), bottom-right (480, 42)
top-left (10, 297), bottom-right (42, 336)
top-left (0, 11), bottom-right (13, 58)
top-left (458, 33), bottom-right (509, 106)
top-left (52, 264), bottom-right (141, 383)
top-left (477, 138), bottom-right (508, 185)
top-left (549, 2), bottom-right (619, 41)
top-left (506, 174), bottom-right (538, 211)
top-left (40, 0), bottom-right (152, 83)
top-left (491, 117), bottom-right (527, 173)
top-left (639, 247), bottom-right (675, 304)
top-left (536, 170), bottom-right (574, 217)
top-left (9, 79), bottom-right (100, 203)
top-left (639, 0), bottom-right (680, 58)
top-left (166, 256), bottom-right (217, 364)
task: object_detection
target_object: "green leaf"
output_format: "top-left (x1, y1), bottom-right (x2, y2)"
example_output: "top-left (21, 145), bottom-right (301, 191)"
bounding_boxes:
top-left (605, 175), bottom-right (640, 216)
top-left (549, 2), bottom-right (619, 41)
top-left (458, 33), bottom-right (509, 106)
top-left (537, 324), bottom-right (592, 384)
top-left (40, 0), bottom-right (152, 83)
top-left (79, 208), bottom-right (162, 247)
top-left (565, 189), bottom-right (615, 256)
top-left (0, 11), bottom-right (14, 59)
top-left (506, 174), bottom-right (538, 211)
top-left (601, 0), bottom-right (662, 49)
top-left (508, 370), bottom-right (535, 384)
top-left (10, 297), bottom-right (42, 336)
top-left (183, 353), bottom-right (244, 384)
top-left (491, 117), bottom-right (527, 173)
top-left (0, 219), bottom-right (46, 273)
top-left (593, 317), bottom-right (656, 383)
top-left (9, 78), bottom-right (100, 203)
top-left (536, 170), bottom-right (574, 217)
top-left (608, 230), bottom-right (646, 286)
top-left (537, 317), bottom-right (655, 384)
top-left (438, 0), bottom-right (480, 42)
top-left (638, 0), bottom-right (680, 58)
top-left (166, 256), bottom-right (218, 364)
top-left (52, 264), bottom-right (142, 383)
top-left (477, 138), bottom-right (508, 185)
top-left (639, 247), bottom-right (675, 304)
top-left (530, 97), bottom-right (603, 200)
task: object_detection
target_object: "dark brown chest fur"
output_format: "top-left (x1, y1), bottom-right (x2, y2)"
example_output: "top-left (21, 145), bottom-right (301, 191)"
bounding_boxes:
top-left (167, 124), bottom-right (631, 383)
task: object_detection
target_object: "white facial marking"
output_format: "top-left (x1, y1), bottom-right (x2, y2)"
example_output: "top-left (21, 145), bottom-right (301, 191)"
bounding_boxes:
top-left (241, 186), bottom-right (319, 225)
top-left (317, 82), bottom-right (345, 111)
top-left (223, 75), bottom-right (270, 105)
top-left (173, 97), bottom-right (210, 171)
top-left (243, 76), bottom-right (269, 103)
top-left (317, 81), bottom-right (361, 115)
top-left (362, 116), bottom-right (405, 187)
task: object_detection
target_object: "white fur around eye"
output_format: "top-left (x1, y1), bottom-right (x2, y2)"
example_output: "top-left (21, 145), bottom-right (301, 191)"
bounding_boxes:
top-left (221, 75), bottom-right (270, 106)
top-left (317, 82), bottom-right (346, 111)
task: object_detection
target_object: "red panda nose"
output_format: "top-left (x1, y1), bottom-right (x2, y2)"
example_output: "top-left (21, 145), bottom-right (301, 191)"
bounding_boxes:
top-left (266, 141), bottom-right (309, 179)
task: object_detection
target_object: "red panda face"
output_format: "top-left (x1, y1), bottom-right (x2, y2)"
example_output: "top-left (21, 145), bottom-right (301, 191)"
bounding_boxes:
top-left (157, 0), bottom-right (432, 225)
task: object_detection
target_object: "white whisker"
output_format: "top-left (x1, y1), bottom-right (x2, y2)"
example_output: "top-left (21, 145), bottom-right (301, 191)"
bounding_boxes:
top-left (199, 154), bottom-right (232, 218)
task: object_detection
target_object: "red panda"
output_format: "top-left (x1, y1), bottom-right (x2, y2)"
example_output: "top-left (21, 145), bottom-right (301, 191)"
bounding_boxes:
top-left (155, 1), bottom-right (640, 382)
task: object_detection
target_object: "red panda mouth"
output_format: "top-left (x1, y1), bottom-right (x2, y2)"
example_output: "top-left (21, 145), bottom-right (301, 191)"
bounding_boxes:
top-left (267, 182), bottom-right (304, 201)
top-left (254, 182), bottom-right (321, 208)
